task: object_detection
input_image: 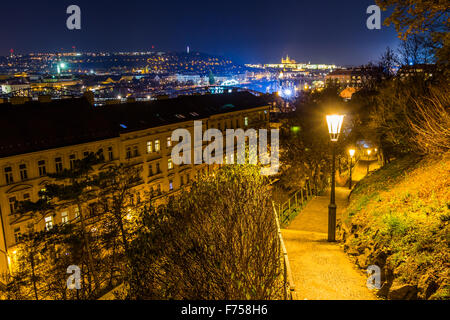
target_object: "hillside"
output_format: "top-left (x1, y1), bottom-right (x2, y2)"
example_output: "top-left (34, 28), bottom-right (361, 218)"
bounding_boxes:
top-left (339, 154), bottom-right (450, 300)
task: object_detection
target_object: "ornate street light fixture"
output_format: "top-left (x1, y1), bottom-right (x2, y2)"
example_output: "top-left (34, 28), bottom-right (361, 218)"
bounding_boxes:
top-left (326, 115), bottom-right (345, 142)
top-left (326, 114), bottom-right (345, 242)
top-left (349, 149), bottom-right (356, 190)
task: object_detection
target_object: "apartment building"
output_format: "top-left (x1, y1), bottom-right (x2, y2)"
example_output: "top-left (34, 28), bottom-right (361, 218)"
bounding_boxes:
top-left (0, 91), bottom-right (270, 279)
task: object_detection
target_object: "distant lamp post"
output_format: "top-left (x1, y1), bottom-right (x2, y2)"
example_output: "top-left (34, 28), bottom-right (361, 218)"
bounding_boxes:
top-left (326, 114), bottom-right (345, 242)
top-left (349, 149), bottom-right (356, 190)
top-left (367, 149), bottom-right (372, 174)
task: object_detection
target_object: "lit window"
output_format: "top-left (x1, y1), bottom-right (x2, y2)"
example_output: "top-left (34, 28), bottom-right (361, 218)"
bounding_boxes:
top-left (45, 216), bottom-right (53, 231)
top-left (167, 137), bottom-right (172, 147)
top-left (61, 211), bottom-right (69, 224)
top-left (147, 141), bottom-right (153, 154)
top-left (168, 159), bottom-right (173, 170)
top-left (169, 180), bottom-right (174, 191)
top-left (244, 117), bottom-right (249, 126)
top-left (74, 207), bottom-right (80, 219)
top-left (155, 140), bottom-right (161, 152)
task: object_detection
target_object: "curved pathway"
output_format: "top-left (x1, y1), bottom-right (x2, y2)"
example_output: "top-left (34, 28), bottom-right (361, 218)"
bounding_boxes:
top-left (281, 160), bottom-right (380, 300)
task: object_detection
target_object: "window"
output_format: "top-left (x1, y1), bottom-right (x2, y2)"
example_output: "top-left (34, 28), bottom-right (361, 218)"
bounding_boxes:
top-left (156, 184), bottom-right (162, 195)
top-left (23, 193), bottom-right (30, 201)
top-left (38, 160), bottom-right (47, 177)
top-left (55, 157), bottom-right (63, 173)
top-left (9, 197), bottom-right (18, 214)
top-left (236, 119), bottom-right (239, 128)
top-left (180, 176), bottom-right (184, 186)
top-left (155, 140), bottom-right (160, 152)
top-left (126, 147), bottom-right (132, 159)
top-left (45, 216), bottom-right (53, 231)
top-left (74, 207), bottom-right (80, 220)
top-left (40, 188), bottom-right (47, 200)
top-left (169, 180), bottom-right (174, 191)
top-left (83, 151), bottom-right (90, 159)
top-left (98, 148), bottom-right (104, 160)
top-left (156, 162), bottom-right (161, 174)
top-left (4, 167), bottom-right (13, 184)
top-left (148, 164), bottom-right (153, 177)
top-left (61, 211), bottom-right (69, 224)
top-left (69, 154), bottom-right (76, 170)
top-left (244, 117), bottom-right (249, 126)
top-left (147, 141), bottom-right (153, 154)
top-left (19, 164), bottom-right (28, 181)
top-left (133, 146), bottom-right (139, 157)
top-left (167, 137), bottom-right (172, 147)
top-left (168, 158), bottom-right (173, 170)
top-left (108, 147), bottom-right (114, 161)
top-left (14, 228), bottom-right (21, 243)
top-left (186, 173), bottom-right (190, 183)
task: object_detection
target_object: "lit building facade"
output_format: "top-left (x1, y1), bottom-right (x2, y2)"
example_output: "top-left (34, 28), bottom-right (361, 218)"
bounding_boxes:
top-left (0, 92), bottom-right (270, 281)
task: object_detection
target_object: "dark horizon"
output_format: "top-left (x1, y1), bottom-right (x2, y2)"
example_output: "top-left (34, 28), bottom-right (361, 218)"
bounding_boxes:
top-left (0, 0), bottom-right (400, 66)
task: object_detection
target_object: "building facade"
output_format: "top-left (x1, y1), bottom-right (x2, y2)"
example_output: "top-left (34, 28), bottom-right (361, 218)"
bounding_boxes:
top-left (0, 92), bottom-right (270, 281)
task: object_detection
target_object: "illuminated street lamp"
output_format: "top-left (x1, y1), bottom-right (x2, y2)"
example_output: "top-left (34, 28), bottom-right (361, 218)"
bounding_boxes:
top-left (367, 149), bottom-right (372, 174)
top-left (349, 149), bottom-right (356, 190)
top-left (326, 114), bottom-right (345, 242)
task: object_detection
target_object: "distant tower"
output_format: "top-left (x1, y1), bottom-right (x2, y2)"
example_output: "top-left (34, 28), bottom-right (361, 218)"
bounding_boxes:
top-left (9, 49), bottom-right (14, 58)
top-left (187, 46), bottom-right (190, 54)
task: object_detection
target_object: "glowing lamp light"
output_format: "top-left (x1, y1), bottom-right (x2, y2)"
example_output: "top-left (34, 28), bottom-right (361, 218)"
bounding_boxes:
top-left (284, 89), bottom-right (292, 96)
top-left (326, 115), bottom-right (345, 142)
top-left (349, 149), bottom-right (356, 158)
top-left (367, 149), bottom-right (372, 156)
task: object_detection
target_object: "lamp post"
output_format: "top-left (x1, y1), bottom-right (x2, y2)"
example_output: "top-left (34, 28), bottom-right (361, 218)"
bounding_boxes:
top-left (349, 149), bottom-right (355, 190)
top-left (367, 149), bottom-right (372, 175)
top-left (326, 115), bottom-right (345, 242)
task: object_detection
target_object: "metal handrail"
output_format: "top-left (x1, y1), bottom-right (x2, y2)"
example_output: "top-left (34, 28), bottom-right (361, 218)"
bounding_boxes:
top-left (272, 202), bottom-right (296, 300)
top-left (277, 184), bottom-right (313, 227)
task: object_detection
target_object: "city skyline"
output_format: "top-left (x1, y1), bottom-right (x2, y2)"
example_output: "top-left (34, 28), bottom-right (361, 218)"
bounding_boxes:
top-left (0, 0), bottom-right (400, 66)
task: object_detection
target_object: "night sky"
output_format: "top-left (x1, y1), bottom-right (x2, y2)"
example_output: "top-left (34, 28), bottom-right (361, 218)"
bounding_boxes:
top-left (0, 0), bottom-right (400, 66)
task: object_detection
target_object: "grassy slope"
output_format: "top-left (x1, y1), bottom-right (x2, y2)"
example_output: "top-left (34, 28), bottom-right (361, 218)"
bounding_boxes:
top-left (340, 153), bottom-right (450, 300)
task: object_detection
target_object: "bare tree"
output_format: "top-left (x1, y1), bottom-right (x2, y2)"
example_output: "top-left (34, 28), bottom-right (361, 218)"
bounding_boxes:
top-left (127, 165), bottom-right (283, 300)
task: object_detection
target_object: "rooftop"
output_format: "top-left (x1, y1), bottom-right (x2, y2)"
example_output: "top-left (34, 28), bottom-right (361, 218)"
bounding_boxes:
top-left (0, 91), bottom-right (269, 158)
